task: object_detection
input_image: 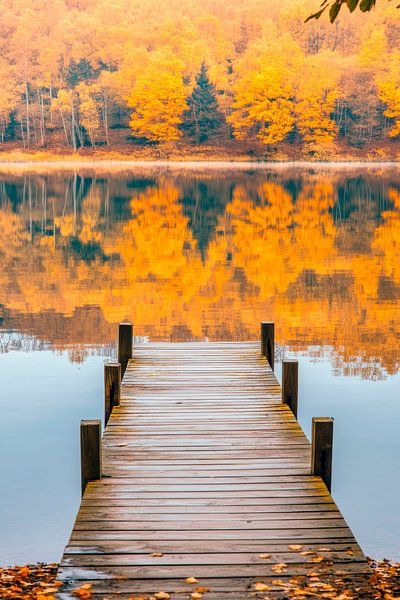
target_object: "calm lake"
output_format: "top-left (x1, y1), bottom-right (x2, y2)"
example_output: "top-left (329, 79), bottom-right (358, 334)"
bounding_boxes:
top-left (0, 164), bottom-right (399, 566)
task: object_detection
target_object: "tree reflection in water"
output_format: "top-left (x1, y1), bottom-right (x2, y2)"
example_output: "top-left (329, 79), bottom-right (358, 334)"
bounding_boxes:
top-left (0, 168), bottom-right (399, 377)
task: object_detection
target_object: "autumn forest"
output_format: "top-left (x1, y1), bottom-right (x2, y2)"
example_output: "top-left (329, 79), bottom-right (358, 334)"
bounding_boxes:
top-left (1, 0), bottom-right (400, 158)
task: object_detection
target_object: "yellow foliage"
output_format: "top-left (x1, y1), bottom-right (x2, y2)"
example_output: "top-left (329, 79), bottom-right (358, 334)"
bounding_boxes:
top-left (229, 66), bottom-right (295, 145)
top-left (126, 52), bottom-right (188, 143)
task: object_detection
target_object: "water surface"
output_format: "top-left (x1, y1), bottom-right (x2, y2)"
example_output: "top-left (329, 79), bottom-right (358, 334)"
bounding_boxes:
top-left (0, 166), bottom-right (399, 564)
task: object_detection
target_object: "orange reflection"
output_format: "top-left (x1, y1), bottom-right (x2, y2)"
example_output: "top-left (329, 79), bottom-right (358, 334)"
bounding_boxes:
top-left (0, 169), bottom-right (399, 377)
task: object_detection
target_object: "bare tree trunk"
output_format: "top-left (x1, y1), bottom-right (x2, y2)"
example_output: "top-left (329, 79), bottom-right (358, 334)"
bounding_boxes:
top-left (49, 79), bottom-right (53, 124)
top-left (38, 90), bottom-right (45, 146)
top-left (32, 110), bottom-right (38, 144)
top-left (20, 119), bottom-right (26, 148)
top-left (103, 92), bottom-right (109, 145)
top-left (58, 107), bottom-right (69, 146)
top-left (71, 96), bottom-right (77, 151)
top-left (25, 82), bottom-right (30, 146)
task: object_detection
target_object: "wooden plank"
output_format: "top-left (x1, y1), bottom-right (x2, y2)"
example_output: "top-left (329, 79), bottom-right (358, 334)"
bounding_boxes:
top-left (56, 341), bottom-right (369, 598)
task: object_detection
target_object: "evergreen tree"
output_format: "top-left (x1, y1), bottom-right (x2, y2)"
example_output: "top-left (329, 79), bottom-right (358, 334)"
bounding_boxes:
top-left (182, 63), bottom-right (224, 144)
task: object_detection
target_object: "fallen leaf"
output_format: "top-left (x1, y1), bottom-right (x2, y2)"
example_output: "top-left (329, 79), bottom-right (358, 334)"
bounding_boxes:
top-left (289, 545), bottom-right (303, 551)
top-left (154, 593), bottom-right (170, 600)
top-left (186, 576), bottom-right (198, 584)
top-left (258, 553), bottom-right (271, 559)
top-left (191, 593), bottom-right (203, 599)
top-left (271, 579), bottom-right (291, 587)
top-left (271, 563), bottom-right (288, 573)
top-left (254, 581), bottom-right (270, 591)
top-left (308, 555), bottom-right (326, 563)
top-left (195, 586), bottom-right (210, 593)
top-left (150, 552), bottom-right (164, 557)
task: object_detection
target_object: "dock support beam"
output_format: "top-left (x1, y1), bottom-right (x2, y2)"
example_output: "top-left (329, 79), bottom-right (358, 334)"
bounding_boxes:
top-left (80, 419), bottom-right (102, 496)
top-left (311, 417), bottom-right (334, 492)
top-left (104, 362), bottom-right (121, 425)
top-left (261, 321), bottom-right (275, 371)
top-left (282, 359), bottom-right (298, 418)
top-left (118, 322), bottom-right (133, 376)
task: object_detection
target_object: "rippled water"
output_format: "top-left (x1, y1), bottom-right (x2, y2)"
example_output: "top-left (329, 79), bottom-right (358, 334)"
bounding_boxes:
top-left (0, 165), bottom-right (399, 565)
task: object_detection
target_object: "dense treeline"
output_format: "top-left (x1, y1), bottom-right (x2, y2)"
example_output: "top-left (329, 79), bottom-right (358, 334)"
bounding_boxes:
top-left (1, 0), bottom-right (400, 155)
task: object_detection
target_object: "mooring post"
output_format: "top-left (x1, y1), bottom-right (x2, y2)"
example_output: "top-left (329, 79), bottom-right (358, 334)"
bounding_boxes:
top-left (311, 417), bottom-right (334, 492)
top-left (104, 362), bottom-right (121, 425)
top-left (261, 321), bottom-right (275, 371)
top-left (80, 419), bottom-right (102, 497)
top-left (118, 322), bottom-right (133, 376)
top-left (282, 359), bottom-right (298, 418)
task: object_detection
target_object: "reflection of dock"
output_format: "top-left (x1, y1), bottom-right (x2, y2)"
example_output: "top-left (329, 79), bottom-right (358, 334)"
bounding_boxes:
top-left (57, 324), bottom-right (370, 598)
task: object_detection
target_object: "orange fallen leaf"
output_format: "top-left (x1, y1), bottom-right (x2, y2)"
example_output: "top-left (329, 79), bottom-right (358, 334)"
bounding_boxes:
top-left (73, 592), bottom-right (91, 600)
top-left (289, 545), bottom-right (303, 551)
top-left (271, 563), bottom-right (288, 573)
top-left (195, 587), bottom-right (210, 593)
top-left (271, 579), bottom-right (290, 587)
top-left (254, 581), bottom-right (270, 591)
top-left (258, 553), bottom-right (271, 559)
top-left (186, 576), bottom-right (198, 584)
top-left (154, 592), bottom-right (170, 600)
top-left (308, 555), bottom-right (326, 563)
top-left (191, 593), bottom-right (203, 599)
top-left (150, 552), bottom-right (164, 557)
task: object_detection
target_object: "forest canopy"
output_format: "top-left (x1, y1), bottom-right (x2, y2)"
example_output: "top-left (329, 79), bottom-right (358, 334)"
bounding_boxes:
top-left (0, 0), bottom-right (400, 156)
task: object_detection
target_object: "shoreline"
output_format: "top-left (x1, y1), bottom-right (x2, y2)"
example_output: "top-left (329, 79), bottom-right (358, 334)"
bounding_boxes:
top-left (0, 158), bottom-right (399, 172)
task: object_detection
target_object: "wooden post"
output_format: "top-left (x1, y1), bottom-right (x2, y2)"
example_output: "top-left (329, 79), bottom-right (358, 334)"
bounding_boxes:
top-left (311, 417), bottom-right (334, 492)
top-left (261, 321), bottom-right (275, 371)
top-left (118, 322), bottom-right (133, 376)
top-left (282, 359), bottom-right (298, 418)
top-left (80, 419), bottom-right (101, 496)
top-left (104, 362), bottom-right (121, 425)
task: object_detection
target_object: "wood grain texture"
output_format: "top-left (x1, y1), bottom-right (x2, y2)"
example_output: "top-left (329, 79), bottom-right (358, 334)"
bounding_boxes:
top-left (58, 342), bottom-right (368, 598)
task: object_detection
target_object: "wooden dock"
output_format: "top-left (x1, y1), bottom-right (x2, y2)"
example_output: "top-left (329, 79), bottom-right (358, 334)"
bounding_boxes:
top-left (57, 336), bottom-right (370, 599)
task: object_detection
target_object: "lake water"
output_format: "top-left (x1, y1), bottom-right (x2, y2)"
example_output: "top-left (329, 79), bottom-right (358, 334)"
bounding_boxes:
top-left (0, 164), bottom-right (399, 566)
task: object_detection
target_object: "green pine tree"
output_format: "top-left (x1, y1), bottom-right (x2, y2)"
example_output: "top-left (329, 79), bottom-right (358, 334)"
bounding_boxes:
top-left (182, 63), bottom-right (224, 144)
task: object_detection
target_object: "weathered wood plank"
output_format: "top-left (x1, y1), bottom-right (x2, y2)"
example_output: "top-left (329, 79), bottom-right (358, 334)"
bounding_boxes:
top-left (56, 341), bottom-right (369, 598)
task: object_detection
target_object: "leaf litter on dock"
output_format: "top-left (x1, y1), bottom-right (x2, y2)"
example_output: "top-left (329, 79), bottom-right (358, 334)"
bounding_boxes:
top-left (1, 558), bottom-right (399, 599)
